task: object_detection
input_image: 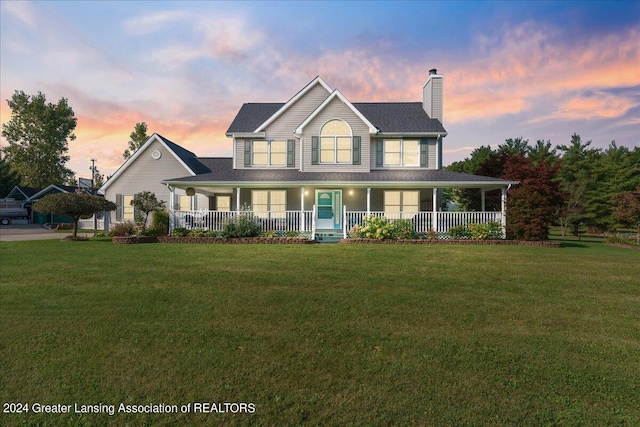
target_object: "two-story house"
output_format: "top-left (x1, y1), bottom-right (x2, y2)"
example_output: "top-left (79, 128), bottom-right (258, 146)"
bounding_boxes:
top-left (155, 70), bottom-right (517, 239)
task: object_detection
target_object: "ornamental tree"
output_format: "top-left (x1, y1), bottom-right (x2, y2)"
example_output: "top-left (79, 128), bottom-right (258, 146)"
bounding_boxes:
top-left (611, 186), bottom-right (640, 244)
top-left (131, 191), bottom-right (166, 233)
top-left (502, 154), bottom-right (565, 241)
top-left (33, 191), bottom-right (116, 238)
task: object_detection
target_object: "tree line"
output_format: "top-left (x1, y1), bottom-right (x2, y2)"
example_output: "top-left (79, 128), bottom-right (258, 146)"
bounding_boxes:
top-left (0, 90), bottom-right (150, 196)
top-left (446, 135), bottom-right (640, 239)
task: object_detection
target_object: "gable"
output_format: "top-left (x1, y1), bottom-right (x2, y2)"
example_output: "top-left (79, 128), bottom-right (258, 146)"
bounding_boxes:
top-left (295, 90), bottom-right (377, 135)
top-left (263, 82), bottom-right (331, 138)
top-left (254, 77), bottom-right (332, 133)
top-left (302, 95), bottom-right (372, 136)
top-left (101, 137), bottom-right (205, 204)
top-left (101, 134), bottom-right (208, 193)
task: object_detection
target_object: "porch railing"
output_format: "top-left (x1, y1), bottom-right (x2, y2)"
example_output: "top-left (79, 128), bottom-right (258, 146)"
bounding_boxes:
top-left (171, 209), bottom-right (504, 239)
top-left (172, 210), bottom-right (313, 236)
top-left (345, 211), bottom-right (503, 238)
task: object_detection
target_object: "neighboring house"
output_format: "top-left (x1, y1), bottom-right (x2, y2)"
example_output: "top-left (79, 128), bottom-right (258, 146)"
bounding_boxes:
top-left (21, 184), bottom-right (80, 224)
top-left (6, 185), bottom-right (42, 202)
top-left (157, 70), bottom-right (517, 239)
top-left (100, 134), bottom-right (212, 228)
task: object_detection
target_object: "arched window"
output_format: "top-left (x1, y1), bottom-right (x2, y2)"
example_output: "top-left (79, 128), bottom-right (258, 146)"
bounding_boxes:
top-left (320, 119), bottom-right (352, 164)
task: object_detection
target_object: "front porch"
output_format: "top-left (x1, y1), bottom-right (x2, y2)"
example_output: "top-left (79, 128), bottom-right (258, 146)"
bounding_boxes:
top-left (165, 177), bottom-right (514, 241)
top-left (170, 208), bottom-right (505, 240)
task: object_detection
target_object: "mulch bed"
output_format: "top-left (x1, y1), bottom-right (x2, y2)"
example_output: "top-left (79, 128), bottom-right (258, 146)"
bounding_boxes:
top-left (158, 236), bottom-right (314, 244)
top-left (113, 235), bottom-right (562, 247)
top-left (342, 238), bottom-right (563, 247)
top-left (112, 236), bottom-right (159, 244)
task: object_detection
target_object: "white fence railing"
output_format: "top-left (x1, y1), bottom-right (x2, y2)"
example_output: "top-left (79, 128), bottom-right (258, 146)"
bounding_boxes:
top-left (345, 211), bottom-right (503, 237)
top-left (171, 209), bottom-right (503, 239)
top-left (172, 210), bottom-right (313, 236)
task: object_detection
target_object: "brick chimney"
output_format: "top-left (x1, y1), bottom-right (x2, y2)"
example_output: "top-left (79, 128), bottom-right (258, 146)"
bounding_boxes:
top-left (423, 68), bottom-right (443, 124)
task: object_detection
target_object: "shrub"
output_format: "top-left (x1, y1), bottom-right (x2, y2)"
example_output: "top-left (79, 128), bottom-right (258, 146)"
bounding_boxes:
top-left (261, 230), bottom-right (278, 238)
top-left (204, 229), bottom-right (220, 238)
top-left (468, 221), bottom-right (503, 240)
top-left (447, 225), bottom-right (470, 239)
top-left (188, 228), bottom-right (207, 237)
top-left (390, 219), bottom-right (418, 239)
top-left (172, 227), bottom-right (190, 237)
top-left (221, 211), bottom-right (262, 238)
top-left (351, 215), bottom-right (393, 240)
top-left (109, 221), bottom-right (135, 237)
top-left (285, 230), bottom-right (300, 238)
top-left (606, 233), bottom-right (639, 246)
top-left (149, 210), bottom-right (169, 236)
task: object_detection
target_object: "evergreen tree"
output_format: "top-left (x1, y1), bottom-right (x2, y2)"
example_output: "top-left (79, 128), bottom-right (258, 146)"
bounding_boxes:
top-left (0, 155), bottom-right (21, 197)
top-left (123, 122), bottom-right (149, 159)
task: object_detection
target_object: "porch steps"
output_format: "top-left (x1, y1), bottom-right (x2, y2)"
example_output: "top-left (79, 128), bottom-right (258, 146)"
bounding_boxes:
top-left (314, 230), bottom-right (343, 243)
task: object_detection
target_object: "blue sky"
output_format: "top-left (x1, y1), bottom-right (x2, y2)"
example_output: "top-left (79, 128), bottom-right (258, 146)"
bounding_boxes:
top-left (1, 0), bottom-right (638, 177)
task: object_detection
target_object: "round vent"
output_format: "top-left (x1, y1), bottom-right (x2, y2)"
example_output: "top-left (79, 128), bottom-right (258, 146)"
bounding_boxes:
top-left (151, 150), bottom-right (162, 160)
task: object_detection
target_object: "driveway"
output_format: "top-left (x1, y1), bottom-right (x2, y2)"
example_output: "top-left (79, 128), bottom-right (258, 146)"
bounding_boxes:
top-left (0, 224), bottom-right (92, 242)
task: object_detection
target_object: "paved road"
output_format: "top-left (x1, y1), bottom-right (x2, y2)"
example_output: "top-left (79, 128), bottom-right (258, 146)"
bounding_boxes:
top-left (0, 224), bottom-right (92, 242)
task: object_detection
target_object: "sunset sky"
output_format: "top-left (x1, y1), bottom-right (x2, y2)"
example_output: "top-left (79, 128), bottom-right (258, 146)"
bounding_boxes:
top-left (1, 0), bottom-right (638, 179)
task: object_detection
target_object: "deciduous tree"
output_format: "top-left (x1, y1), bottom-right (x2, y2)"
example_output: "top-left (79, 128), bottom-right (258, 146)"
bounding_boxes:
top-left (131, 191), bottom-right (166, 233)
top-left (503, 154), bottom-right (565, 241)
top-left (611, 186), bottom-right (640, 243)
top-left (33, 191), bottom-right (116, 239)
top-left (1, 91), bottom-right (76, 188)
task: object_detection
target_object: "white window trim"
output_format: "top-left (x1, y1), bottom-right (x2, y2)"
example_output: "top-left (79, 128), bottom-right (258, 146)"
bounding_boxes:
top-left (251, 190), bottom-right (287, 218)
top-left (319, 119), bottom-right (352, 164)
top-left (384, 190), bottom-right (420, 213)
top-left (123, 194), bottom-right (135, 220)
top-left (252, 140), bottom-right (287, 167)
top-left (384, 139), bottom-right (420, 167)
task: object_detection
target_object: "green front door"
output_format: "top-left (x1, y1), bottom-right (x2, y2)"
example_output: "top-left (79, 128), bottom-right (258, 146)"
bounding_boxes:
top-left (316, 190), bottom-right (342, 230)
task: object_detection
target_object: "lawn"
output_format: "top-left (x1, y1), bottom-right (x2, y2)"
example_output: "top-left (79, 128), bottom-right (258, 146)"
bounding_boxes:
top-left (1, 237), bottom-right (638, 426)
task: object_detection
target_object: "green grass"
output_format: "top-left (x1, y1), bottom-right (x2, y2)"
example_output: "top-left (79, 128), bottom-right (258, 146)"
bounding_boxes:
top-left (1, 238), bottom-right (638, 426)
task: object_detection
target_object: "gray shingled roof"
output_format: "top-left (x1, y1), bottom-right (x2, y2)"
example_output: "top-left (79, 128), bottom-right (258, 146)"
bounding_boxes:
top-left (226, 103), bottom-right (283, 133)
top-left (353, 103), bottom-right (446, 133)
top-left (157, 134), bottom-right (211, 175)
top-left (165, 158), bottom-right (515, 187)
top-left (226, 102), bottom-right (446, 134)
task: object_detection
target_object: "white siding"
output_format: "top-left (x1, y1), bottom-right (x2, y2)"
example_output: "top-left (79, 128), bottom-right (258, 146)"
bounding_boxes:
top-left (103, 139), bottom-right (195, 215)
top-left (302, 97), bottom-right (371, 172)
top-left (234, 82), bottom-right (330, 170)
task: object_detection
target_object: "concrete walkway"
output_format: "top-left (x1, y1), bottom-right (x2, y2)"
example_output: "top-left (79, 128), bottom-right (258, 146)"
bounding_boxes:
top-left (0, 224), bottom-right (92, 242)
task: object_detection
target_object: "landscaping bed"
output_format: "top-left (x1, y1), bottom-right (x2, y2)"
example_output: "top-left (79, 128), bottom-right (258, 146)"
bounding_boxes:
top-left (158, 236), bottom-right (314, 244)
top-left (112, 236), bottom-right (159, 244)
top-left (342, 238), bottom-right (563, 247)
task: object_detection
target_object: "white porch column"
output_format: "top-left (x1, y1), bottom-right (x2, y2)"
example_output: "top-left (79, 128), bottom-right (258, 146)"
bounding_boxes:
top-left (366, 188), bottom-right (371, 216)
top-left (168, 185), bottom-right (175, 234)
top-left (432, 187), bottom-right (438, 233)
top-left (236, 187), bottom-right (241, 211)
top-left (300, 187), bottom-right (305, 232)
top-left (501, 186), bottom-right (508, 238)
top-left (481, 190), bottom-right (486, 212)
